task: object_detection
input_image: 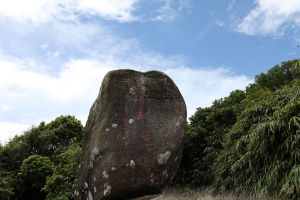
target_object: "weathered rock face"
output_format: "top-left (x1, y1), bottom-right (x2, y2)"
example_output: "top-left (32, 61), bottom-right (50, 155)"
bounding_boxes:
top-left (75, 70), bottom-right (186, 200)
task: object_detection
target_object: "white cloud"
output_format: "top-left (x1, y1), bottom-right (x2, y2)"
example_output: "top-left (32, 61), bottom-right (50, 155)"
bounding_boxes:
top-left (0, 60), bottom-right (113, 102)
top-left (0, 0), bottom-right (73, 23)
top-left (0, 57), bottom-right (252, 144)
top-left (152, 0), bottom-right (192, 21)
top-left (0, 0), bottom-right (192, 23)
top-left (0, 105), bottom-right (9, 111)
top-left (78, 0), bottom-right (139, 22)
top-left (0, 121), bottom-right (31, 145)
top-left (164, 67), bottom-right (252, 118)
top-left (153, 0), bottom-right (177, 21)
top-left (237, 0), bottom-right (300, 36)
top-left (0, 0), bottom-right (140, 23)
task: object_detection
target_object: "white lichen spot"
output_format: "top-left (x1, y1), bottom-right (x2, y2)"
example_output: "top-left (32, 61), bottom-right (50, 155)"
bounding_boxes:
top-left (129, 87), bottom-right (134, 94)
top-left (84, 182), bottom-right (88, 188)
top-left (130, 160), bottom-right (135, 168)
top-left (163, 169), bottom-right (168, 178)
top-left (111, 167), bottom-right (117, 171)
top-left (105, 128), bottom-right (110, 132)
top-left (158, 151), bottom-right (171, 165)
top-left (93, 176), bottom-right (96, 182)
top-left (112, 123), bottom-right (118, 128)
top-left (74, 190), bottom-right (77, 196)
top-left (103, 171), bottom-right (109, 179)
top-left (150, 179), bottom-right (154, 184)
top-left (175, 156), bottom-right (178, 162)
top-left (104, 183), bottom-right (112, 196)
top-left (93, 186), bottom-right (97, 193)
top-left (88, 190), bottom-right (93, 200)
top-left (92, 148), bottom-right (99, 158)
top-left (128, 119), bottom-right (134, 124)
top-left (176, 121), bottom-right (180, 127)
top-left (76, 190), bottom-right (79, 197)
top-left (79, 164), bottom-right (81, 169)
top-left (141, 85), bottom-right (146, 91)
top-left (150, 173), bottom-right (154, 178)
top-left (90, 147), bottom-right (100, 168)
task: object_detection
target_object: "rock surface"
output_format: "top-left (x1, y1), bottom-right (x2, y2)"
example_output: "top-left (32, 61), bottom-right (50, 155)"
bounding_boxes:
top-left (75, 69), bottom-right (186, 200)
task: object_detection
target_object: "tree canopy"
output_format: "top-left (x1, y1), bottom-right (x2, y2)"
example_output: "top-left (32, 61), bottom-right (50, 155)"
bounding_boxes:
top-left (0, 115), bottom-right (84, 200)
top-left (174, 59), bottom-right (300, 199)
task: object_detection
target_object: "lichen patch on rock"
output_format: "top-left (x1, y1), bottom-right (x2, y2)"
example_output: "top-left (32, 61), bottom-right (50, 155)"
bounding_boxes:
top-left (130, 160), bottom-right (135, 168)
top-left (158, 151), bottom-right (171, 165)
top-left (103, 171), bottom-right (109, 179)
top-left (103, 183), bottom-right (111, 196)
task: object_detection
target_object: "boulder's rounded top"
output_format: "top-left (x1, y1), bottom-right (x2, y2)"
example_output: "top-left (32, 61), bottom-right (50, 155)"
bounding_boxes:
top-left (103, 69), bottom-right (169, 82)
top-left (106, 69), bottom-right (166, 75)
top-left (102, 69), bottom-right (183, 101)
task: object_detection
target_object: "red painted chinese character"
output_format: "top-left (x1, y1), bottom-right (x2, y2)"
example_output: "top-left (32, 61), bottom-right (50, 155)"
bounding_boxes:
top-left (137, 108), bottom-right (150, 120)
top-left (136, 91), bottom-right (147, 102)
top-left (138, 128), bottom-right (149, 139)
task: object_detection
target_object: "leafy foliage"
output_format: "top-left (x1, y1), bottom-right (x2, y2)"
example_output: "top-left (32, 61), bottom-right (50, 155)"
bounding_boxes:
top-left (0, 169), bottom-right (15, 200)
top-left (213, 81), bottom-right (299, 198)
top-left (174, 59), bottom-right (300, 199)
top-left (174, 90), bottom-right (246, 186)
top-left (43, 141), bottom-right (82, 200)
top-left (254, 60), bottom-right (300, 90)
top-left (0, 115), bottom-right (84, 200)
top-left (18, 155), bottom-right (53, 200)
top-left (0, 116), bottom-right (83, 172)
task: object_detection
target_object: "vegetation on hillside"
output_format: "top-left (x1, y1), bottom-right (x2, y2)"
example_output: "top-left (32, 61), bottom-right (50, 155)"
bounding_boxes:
top-left (174, 59), bottom-right (300, 199)
top-left (0, 116), bottom-right (83, 200)
top-left (0, 60), bottom-right (299, 199)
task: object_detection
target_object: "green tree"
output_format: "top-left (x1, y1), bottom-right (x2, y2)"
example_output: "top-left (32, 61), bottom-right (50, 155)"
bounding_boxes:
top-left (28, 115), bottom-right (84, 157)
top-left (0, 115), bottom-right (84, 200)
top-left (18, 155), bottom-right (53, 200)
top-left (0, 169), bottom-right (15, 200)
top-left (251, 59), bottom-right (300, 91)
top-left (0, 115), bottom-right (83, 172)
top-left (213, 81), bottom-right (300, 198)
top-left (174, 90), bottom-right (246, 187)
top-left (43, 141), bottom-right (82, 200)
top-left (174, 59), bottom-right (300, 199)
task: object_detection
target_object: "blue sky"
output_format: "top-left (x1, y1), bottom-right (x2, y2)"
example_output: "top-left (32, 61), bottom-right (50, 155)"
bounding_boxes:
top-left (0, 0), bottom-right (299, 144)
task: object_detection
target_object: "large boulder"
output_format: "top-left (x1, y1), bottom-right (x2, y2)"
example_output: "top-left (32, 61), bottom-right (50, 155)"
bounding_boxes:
top-left (75, 70), bottom-right (186, 200)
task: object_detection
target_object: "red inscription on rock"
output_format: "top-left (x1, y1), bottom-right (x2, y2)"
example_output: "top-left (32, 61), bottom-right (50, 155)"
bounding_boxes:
top-left (137, 108), bottom-right (150, 120)
top-left (120, 90), bottom-right (151, 141)
top-left (138, 128), bottom-right (149, 139)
